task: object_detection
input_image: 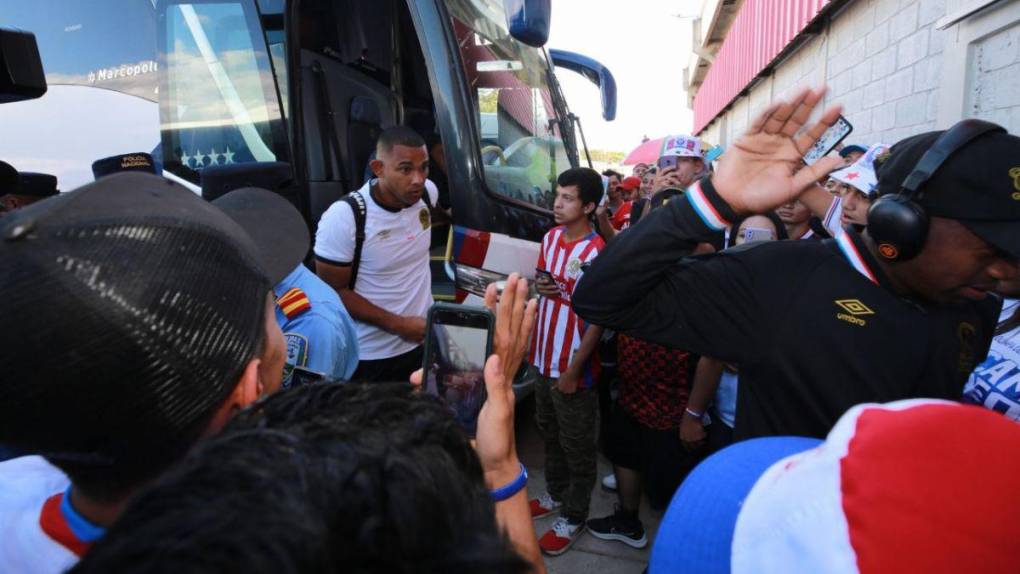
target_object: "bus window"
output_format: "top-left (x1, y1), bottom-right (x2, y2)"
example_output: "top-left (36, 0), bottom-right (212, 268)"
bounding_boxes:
top-left (447, 0), bottom-right (570, 213)
top-left (0, 1), bottom-right (288, 192)
top-left (161, 2), bottom-right (289, 184)
top-left (257, 0), bottom-right (289, 121)
top-left (0, 1), bottom-right (160, 190)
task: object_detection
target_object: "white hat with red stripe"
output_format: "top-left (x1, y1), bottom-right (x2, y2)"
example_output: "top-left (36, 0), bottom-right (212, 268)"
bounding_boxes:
top-left (650, 399), bottom-right (1020, 573)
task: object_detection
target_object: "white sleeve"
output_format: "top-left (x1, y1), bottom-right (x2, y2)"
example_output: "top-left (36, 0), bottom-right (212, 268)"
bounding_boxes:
top-left (314, 200), bottom-right (356, 264)
top-left (425, 179), bottom-right (439, 207)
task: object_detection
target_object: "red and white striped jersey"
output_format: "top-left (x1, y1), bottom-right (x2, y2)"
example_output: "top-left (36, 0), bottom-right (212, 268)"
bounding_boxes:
top-left (529, 226), bottom-right (605, 382)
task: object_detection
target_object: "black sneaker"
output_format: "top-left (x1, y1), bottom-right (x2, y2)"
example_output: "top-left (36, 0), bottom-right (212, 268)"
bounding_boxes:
top-left (586, 510), bottom-right (648, 549)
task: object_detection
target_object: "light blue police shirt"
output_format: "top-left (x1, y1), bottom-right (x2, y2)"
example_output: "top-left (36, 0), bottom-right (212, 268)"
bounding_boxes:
top-left (274, 265), bottom-right (359, 385)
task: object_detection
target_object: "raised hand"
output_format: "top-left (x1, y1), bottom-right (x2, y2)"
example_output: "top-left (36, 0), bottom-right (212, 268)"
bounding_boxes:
top-left (483, 274), bottom-right (538, 394)
top-left (477, 274), bottom-right (537, 486)
top-left (712, 86), bottom-right (845, 215)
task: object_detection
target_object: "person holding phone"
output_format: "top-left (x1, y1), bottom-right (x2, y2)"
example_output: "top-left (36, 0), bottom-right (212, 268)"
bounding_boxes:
top-left (528, 167), bottom-right (606, 556)
top-left (574, 86), bottom-right (1019, 444)
top-left (798, 143), bottom-right (891, 234)
top-left (630, 135), bottom-right (706, 228)
top-left (680, 214), bottom-right (786, 456)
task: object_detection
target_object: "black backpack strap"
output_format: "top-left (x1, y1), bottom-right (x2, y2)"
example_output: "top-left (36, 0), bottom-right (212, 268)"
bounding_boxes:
top-left (422, 185), bottom-right (433, 210)
top-left (342, 191), bottom-right (367, 290)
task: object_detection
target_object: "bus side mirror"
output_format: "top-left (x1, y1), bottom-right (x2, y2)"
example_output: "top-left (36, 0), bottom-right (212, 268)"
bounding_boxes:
top-left (0, 28), bottom-right (47, 103)
top-left (503, 0), bottom-right (551, 48)
top-left (548, 49), bottom-right (617, 122)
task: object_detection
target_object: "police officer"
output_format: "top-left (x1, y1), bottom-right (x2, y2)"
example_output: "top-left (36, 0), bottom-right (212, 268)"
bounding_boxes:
top-left (273, 262), bottom-right (359, 385)
top-left (213, 188), bottom-right (359, 386)
top-left (574, 87), bottom-right (1020, 441)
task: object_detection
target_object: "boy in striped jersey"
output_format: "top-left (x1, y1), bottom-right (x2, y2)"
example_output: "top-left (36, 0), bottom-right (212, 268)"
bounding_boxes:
top-left (527, 167), bottom-right (606, 556)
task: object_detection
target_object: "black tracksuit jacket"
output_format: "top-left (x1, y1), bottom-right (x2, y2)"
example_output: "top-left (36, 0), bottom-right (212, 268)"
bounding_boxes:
top-left (572, 178), bottom-right (999, 440)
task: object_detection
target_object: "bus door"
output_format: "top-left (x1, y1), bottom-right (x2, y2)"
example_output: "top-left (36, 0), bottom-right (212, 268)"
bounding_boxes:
top-left (410, 0), bottom-right (574, 307)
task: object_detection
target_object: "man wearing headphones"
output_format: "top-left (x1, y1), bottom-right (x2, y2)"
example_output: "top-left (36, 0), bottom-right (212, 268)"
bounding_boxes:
top-left (573, 86), bottom-right (1020, 441)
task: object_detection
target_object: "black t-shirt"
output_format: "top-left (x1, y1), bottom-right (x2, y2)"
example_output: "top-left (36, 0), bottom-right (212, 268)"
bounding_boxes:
top-left (573, 178), bottom-right (999, 440)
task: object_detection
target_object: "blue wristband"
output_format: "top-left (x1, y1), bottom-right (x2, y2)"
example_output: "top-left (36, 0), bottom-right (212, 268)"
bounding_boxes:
top-left (488, 463), bottom-right (528, 502)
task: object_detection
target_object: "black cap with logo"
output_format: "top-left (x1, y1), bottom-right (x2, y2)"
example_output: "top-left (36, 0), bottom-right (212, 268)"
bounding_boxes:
top-left (92, 152), bottom-right (159, 180)
top-left (875, 129), bottom-right (1020, 259)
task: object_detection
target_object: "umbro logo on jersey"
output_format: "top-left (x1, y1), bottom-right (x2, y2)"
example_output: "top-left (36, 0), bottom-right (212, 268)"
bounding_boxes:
top-left (835, 299), bottom-right (874, 326)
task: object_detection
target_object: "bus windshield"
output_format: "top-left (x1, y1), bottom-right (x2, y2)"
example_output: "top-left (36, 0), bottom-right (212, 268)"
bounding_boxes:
top-left (446, 0), bottom-right (571, 212)
top-left (0, 0), bottom-right (287, 192)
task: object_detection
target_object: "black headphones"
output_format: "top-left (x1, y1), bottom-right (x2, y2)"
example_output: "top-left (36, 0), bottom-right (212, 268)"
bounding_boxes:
top-left (867, 119), bottom-right (1006, 261)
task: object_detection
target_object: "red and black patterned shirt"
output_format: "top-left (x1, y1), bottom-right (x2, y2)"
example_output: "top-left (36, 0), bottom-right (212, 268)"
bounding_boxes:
top-left (617, 334), bottom-right (692, 430)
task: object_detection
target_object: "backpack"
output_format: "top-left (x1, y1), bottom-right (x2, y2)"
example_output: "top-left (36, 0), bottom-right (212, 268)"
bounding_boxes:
top-left (342, 183), bottom-right (433, 289)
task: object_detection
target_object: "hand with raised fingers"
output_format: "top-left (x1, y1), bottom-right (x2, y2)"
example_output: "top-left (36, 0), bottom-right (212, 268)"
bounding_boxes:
top-left (712, 86), bottom-right (846, 215)
top-left (477, 274), bottom-right (538, 486)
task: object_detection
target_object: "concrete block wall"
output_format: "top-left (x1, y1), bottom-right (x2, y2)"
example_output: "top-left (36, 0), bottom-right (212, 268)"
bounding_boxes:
top-left (698, 0), bottom-right (972, 149)
top-left (828, 0), bottom-right (949, 146)
top-left (969, 20), bottom-right (1020, 133)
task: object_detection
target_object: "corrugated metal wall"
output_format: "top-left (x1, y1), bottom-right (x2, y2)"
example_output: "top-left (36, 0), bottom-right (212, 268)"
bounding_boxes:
top-left (693, 0), bottom-right (830, 133)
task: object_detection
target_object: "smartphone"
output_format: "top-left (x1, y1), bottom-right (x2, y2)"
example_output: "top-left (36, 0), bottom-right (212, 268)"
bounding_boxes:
top-left (422, 303), bottom-right (495, 436)
top-left (290, 366), bottom-right (328, 387)
top-left (803, 115), bottom-right (853, 165)
top-left (742, 227), bottom-right (777, 243)
top-left (657, 155), bottom-right (678, 170)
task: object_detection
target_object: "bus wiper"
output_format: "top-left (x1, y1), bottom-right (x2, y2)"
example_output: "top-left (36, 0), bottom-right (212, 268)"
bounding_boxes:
top-left (179, 5), bottom-right (276, 161)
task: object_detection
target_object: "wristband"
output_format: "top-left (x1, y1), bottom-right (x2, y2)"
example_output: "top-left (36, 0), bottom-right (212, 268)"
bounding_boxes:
top-left (684, 407), bottom-right (704, 419)
top-left (488, 463), bottom-right (528, 502)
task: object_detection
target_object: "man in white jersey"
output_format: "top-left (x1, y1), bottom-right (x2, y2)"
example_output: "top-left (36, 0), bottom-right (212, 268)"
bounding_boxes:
top-left (315, 126), bottom-right (437, 382)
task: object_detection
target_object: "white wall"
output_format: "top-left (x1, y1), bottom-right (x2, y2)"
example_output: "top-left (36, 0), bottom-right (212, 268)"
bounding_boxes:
top-left (698, 0), bottom-right (1020, 148)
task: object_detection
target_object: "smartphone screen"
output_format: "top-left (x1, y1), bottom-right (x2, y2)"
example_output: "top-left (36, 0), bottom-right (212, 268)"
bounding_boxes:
top-left (423, 305), bottom-right (494, 436)
top-left (742, 227), bottom-right (777, 243)
top-left (803, 115), bottom-right (853, 165)
top-left (657, 155), bottom-right (678, 170)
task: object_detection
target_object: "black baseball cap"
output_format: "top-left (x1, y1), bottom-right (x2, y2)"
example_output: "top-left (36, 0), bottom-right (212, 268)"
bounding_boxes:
top-left (0, 172), bottom-right (302, 468)
top-left (0, 160), bottom-right (19, 195)
top-left (839, 144), bottom-right (867, 158)
top-left (18, 172), bottom-right (59, 199)
top-left (92, 152), bottom-right (159, 179)
top-left (211, 187), bottom-right (310, 286)
top-left (875, 128), bottom-right (1020, 259)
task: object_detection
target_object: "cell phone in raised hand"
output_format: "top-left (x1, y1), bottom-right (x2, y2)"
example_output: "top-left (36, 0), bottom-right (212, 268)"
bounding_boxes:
top-left (803, 115), bottom-right (853, 165)
top-left (422, 303), bottom-right (495, 436)
top-left (657, 155), bottom-right (678, 170)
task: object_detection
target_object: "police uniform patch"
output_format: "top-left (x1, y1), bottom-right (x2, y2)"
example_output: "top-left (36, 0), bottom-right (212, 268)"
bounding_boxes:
top-left (277, 287), bottom-right (311, 319)
top-left (419, 207), bottom-right (431, 230)
top-left (282, 332), bottom-right (309, 388)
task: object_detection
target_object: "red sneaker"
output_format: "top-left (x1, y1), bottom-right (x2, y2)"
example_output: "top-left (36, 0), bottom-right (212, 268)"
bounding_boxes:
top-left (539, 517), bottom-right (585, 556)
top-left (529, 492), bottom-right (562, 519)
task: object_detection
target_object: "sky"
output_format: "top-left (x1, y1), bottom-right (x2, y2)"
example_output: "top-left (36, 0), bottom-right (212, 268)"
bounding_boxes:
top-left (548, 0), bottom-right (698, 154)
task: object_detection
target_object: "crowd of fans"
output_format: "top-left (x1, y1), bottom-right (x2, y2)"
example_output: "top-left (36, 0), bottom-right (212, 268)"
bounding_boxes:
top-left (2, 85), bottom-right (1020, 573)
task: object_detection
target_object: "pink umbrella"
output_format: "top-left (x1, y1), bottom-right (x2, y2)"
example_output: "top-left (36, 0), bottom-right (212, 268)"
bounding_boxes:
top-left (622, 137), bottom-right (667, 165)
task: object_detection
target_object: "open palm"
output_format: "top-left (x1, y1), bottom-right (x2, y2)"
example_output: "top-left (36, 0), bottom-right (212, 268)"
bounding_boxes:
top-left (712, 87), bottom-right (846, 215)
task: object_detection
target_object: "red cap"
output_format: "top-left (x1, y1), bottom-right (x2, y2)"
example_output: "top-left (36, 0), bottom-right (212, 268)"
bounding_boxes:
top-left (619, 176), bottom-right (641, 191)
